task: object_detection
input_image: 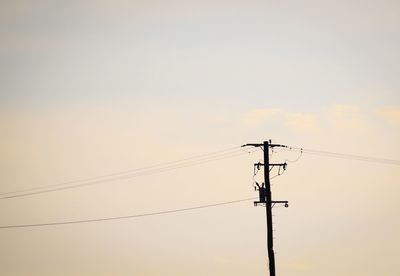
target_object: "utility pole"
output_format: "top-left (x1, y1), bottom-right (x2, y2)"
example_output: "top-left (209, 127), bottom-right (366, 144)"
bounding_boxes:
top-left (243, 140), bottom-right (289, 276)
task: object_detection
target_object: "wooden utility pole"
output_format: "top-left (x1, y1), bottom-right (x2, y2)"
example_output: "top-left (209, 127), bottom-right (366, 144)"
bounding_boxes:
top-left (264, 140), bottom-right (276, 275)
top-left (243, 140), bottom-right (288, 276)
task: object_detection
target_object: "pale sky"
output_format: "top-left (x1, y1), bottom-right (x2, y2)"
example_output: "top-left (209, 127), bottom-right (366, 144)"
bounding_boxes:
top-left (1, 1), bottom-right (400, 275)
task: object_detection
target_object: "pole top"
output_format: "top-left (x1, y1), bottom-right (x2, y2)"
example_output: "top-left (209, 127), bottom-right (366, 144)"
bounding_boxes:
top-left (241, 141), bottom-right (288, 148)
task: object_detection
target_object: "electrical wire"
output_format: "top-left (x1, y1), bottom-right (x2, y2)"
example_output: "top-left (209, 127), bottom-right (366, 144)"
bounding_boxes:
top-left (4, 143), bottom-right (397, 201)
top-left (1, 147), bottom-right (260, 200)
top-left (0, 146), bottom-right (241, 197)
top-left (0, 197), bottom-right (257, 229)
top-left (286, 146), bottom-right (400, 165)
top-left (285, 149), bottom-right (303, 163)
top-left (270, 168), bottom-right (285, 181)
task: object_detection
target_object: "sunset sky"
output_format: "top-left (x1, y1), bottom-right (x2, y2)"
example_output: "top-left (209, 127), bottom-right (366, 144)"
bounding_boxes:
top-left (1, 1), bottom-right (400, 275)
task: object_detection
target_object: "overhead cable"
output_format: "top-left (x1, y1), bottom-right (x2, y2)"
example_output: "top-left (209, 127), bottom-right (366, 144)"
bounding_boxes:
top-left (285, 146), bottom-right (400, 165)
top-left (0, 197), bottom-right (256, 229)
top-left (1, 147), bottom-right (259, 200)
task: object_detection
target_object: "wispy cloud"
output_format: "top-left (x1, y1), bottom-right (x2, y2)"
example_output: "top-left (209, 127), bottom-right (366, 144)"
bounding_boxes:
top-left (375, 106), bottom-right (400, 127)
top-left (241, 108), bottom-right (318, 132)
top-left (285, 112), bottom-right (318, 131)
top-left (240, 108), bottom-right (282, 126)
top-left (326, 104), bottom-right (369, 131)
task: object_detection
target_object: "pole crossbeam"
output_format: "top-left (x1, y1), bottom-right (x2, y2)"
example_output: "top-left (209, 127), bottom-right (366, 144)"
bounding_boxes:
top-left (242, 143), bottom-right (287, 148)
top-left (254, 162), bottom-right (287, 167)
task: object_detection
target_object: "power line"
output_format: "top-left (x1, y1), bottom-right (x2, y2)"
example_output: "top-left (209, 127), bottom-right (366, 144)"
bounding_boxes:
top-left (2, 144), bottom-right (398, 201)
top-left (285, 146), bottom-right (400, 165)
top-left (0, 197), bottom-right (256, 229)
top-left (0, 146), bottom-right (241, 197)
top-left (0, 147), bottom-right (259, 200)
top-left (1, 151), bottom-right (249, 199)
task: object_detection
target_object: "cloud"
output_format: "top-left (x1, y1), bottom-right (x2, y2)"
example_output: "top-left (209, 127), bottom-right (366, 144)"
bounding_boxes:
top-left (375, 106), bottom-right (400, 127)
top-left (285, 112), bottom-right (318, 131)
top-left (326, 104), bottom-right (369, 131)
top-left (241, 108), bottom-right (319, 133)
top-left (241, 108), bottom-right (282, 126)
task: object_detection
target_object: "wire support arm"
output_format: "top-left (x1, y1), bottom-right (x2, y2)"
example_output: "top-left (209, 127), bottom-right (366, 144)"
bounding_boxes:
top-left (242, 143), bottom-right (288, 148)
top-left (254, 162), bottom-right (287, 167)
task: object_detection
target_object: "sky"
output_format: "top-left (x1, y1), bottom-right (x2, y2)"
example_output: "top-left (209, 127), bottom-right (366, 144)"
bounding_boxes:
top-left (1, 0), bottom-right (400, 275)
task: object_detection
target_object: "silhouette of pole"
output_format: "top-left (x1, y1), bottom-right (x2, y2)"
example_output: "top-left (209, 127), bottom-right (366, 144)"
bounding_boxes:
top-left (242, 140), bottom-right (288, 276)
top-left (264, 140), bottom-right (276, 276)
